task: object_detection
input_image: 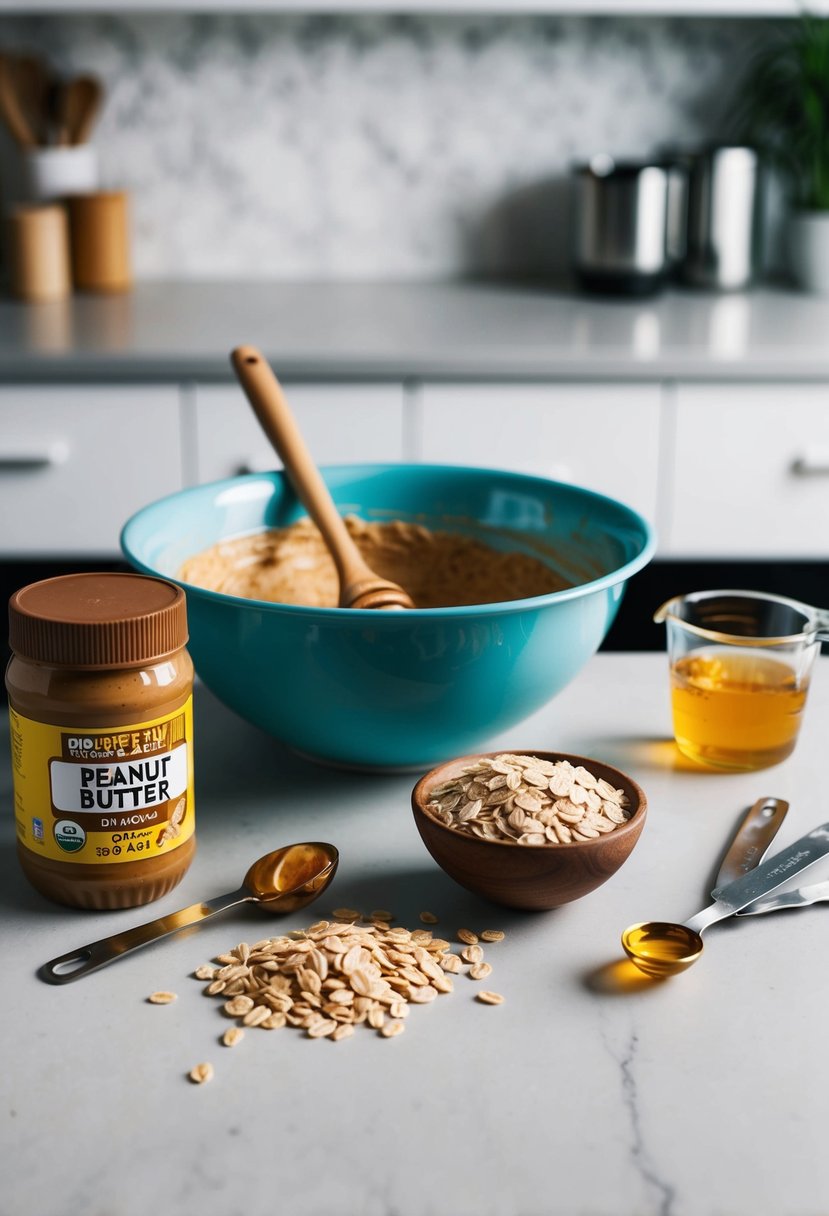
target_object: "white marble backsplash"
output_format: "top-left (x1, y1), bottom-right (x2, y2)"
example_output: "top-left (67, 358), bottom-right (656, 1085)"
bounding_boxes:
top-left (0, 13), bottom-right (769, 280)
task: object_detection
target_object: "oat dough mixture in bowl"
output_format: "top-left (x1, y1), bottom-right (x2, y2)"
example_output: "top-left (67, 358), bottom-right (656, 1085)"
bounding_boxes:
top-left (121, 463), bottom-right (655, 769)
top-left (179, 515), bottom-right (568, 609)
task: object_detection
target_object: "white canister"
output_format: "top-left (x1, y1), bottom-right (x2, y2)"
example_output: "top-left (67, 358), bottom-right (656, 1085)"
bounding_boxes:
top-left (788, 211), bottom-right (829, 295)
top-left (24, 145), bottom-right (99, 203)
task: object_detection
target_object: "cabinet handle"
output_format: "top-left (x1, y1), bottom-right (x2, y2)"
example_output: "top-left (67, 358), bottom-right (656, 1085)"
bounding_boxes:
top-left (0, 440), bottom-right (70, 471)
top-left (791, 450), bottom-right (829, 477)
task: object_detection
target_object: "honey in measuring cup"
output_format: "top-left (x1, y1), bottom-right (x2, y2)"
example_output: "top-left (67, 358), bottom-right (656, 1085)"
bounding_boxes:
top-left (670, 649), bottom-right (808, 770)
top-left (655, 590), bottom-right (825, 773)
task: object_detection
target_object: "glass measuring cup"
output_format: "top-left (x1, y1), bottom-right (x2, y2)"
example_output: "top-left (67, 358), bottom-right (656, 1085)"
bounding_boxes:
top-left (654, 590), bottom-right (829, 771)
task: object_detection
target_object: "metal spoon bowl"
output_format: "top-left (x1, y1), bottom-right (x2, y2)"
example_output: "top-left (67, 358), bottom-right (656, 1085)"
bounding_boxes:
top-left (621, 920), bottom-right (705, 979)
top-left (39, 841), bottom-right (338, 985)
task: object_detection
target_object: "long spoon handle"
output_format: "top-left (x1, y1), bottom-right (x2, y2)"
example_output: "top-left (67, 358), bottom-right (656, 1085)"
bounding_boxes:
top-left (713, 796), bottom-right (789, 890)
top-left (230, 345), bottom-right (380, 603)
top-left (38, 887), bottom-right (252, 985)
top-left (738, 880), bottom-right (829, 916)
top-left (687, 820), bottom-right (829, 935)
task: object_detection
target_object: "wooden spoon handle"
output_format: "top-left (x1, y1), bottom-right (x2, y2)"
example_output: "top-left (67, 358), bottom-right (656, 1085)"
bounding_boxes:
top-left (0, 55), bottom-right (37, 147)
top-left (71, 75), bottom-right (103, 145)
top-left (230, 345), bottom-right (382, 601)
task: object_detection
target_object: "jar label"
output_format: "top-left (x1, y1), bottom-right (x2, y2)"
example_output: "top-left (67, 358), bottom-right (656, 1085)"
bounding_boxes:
top-left (9, 699), bottom-right (195, 865)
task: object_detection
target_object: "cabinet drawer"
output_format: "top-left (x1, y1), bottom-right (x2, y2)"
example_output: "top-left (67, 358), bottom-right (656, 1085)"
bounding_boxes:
top-left (417, 383), bottom-right (661, 525)
top-left (667, 385), bottom-right (829, 557)
top-left (192, 383), bottom-right (406, 484)
top-left (0, 386), bottom-right (182, 556)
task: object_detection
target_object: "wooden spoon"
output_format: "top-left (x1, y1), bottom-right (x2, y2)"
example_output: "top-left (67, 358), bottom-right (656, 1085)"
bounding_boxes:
top-left (51, 78), bottom-right (72, 146)
top-left (231, 345), bottom-right (415, 610)
top-left (0, 53), bottom-right (37, 147)
top-left (68, 74), bottom-right (102, 145)
top-left (12, 55), bottom-right (51, 146)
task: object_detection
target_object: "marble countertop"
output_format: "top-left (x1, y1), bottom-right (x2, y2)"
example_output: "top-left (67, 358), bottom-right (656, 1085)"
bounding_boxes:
top-left (5, 280), bottom-right (829, 383)
top-left (4, 651), bottom-right (829, 1216)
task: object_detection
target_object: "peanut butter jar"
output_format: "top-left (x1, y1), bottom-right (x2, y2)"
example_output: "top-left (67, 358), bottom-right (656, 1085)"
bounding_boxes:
top-left (6, 573), bottom-right (195, 910)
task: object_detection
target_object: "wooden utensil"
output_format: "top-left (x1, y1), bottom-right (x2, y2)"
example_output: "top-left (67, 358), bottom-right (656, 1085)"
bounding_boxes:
top-left (50, 78), bottom-right (72, 146)
top-left (0, 53), bottom-right (37, 147)
top-left (67, 73), bottom-right (102, 145)
top-left (12, 54), bottom-right (51, 146)
top-left (52, 75), bottom-right (102, 146)
top-left (231, 345), bottom-right (415, 610)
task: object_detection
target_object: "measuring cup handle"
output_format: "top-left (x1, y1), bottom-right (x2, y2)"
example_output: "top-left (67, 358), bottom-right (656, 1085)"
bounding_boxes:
top-left (38, 887), bottom-right (251, 985)
top-left (814, 609), bottom-right (829, 644)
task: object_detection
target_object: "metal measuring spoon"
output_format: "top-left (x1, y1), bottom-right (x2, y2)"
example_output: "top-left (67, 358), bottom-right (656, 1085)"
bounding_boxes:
top-left (621, 822), bottom-right (829, 979)
top-left (738, 879), bottom-right (829, 917)
top-left (713, 796), bottom-right (788, 889)
top-left (39, 841), bottom-right (339, 985)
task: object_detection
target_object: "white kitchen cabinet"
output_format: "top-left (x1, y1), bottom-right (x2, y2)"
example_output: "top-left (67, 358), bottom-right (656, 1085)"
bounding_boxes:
top-left (416, 383), bottom-right (662, 528)
top-left (0, 385), bottom-right (182, 557)
top-left (191, 382), bottom-right (406, 484)
top-left (664, 384), bottom-right (829, 558)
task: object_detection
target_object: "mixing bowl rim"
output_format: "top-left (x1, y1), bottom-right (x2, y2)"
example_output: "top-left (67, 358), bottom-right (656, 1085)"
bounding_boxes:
top-left (121, 461), bottom-right (657, 620)
top-left (411, 749), bottom-right (647, 851)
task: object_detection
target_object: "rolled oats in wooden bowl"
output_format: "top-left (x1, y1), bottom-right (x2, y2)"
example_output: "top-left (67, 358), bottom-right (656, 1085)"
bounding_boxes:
top-left (412, 751), bottom-right (647, 910)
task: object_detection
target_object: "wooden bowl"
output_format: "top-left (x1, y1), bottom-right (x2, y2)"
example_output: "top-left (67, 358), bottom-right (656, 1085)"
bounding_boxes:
top-left (411, 751), bottom-right (647, 911)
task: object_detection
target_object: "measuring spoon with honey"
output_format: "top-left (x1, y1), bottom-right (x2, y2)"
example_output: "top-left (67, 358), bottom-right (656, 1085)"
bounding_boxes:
top-left (39, 841), bottom-right (338, 985)
top-left (622, 821), bottom-right (829, 979)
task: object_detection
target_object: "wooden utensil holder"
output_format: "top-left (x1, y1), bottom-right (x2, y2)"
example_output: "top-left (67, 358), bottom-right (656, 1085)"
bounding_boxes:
top-left (7, 204), bottom-right (71, 302)
top-left (67, 190), bottom-right (132, 292)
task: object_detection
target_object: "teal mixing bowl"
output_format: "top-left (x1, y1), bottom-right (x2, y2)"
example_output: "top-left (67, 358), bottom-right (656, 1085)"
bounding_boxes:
top-left (121, 464), bottom-right (655, 769)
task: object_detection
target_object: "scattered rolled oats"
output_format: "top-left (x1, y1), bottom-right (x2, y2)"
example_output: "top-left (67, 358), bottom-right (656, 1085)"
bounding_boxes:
top-left (468, 962), bottom-right (493, 981)
top-left (476, 991), bottom-right (504, 1006)
top-left (197, 915), bottom-right (459, 1043)
top-left (223, 995), bottom-right (254, 1017)
top-left (306, 1019), bottom-right (337, 1039)
top-left (147, 991), bottom-right (177, 1004)
top-left (195, 909), bottom-right (510, 1052)
top-left (419, 911), bottom-right (439, 924)
top-left (194, 965), bottom-right (216, 981)
top-left (425, 754), bottom-right (630, 845)
top-left (457, 929), bottom-right (479, 946)
top-left (188, 1062), bottom-right (214, 1084)
top-left (381, 1020), bottom-right (405, 1038)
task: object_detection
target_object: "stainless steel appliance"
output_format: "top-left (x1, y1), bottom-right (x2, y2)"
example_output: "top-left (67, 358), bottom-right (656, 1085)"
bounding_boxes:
top-left (682, 146), bottom-right (760, 290)
top-left (572, 156), bottom-right (670, 295)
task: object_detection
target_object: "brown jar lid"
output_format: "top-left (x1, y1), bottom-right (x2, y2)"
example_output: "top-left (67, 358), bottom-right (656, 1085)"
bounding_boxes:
top-left (8, 573), bottom-right (188, 669)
